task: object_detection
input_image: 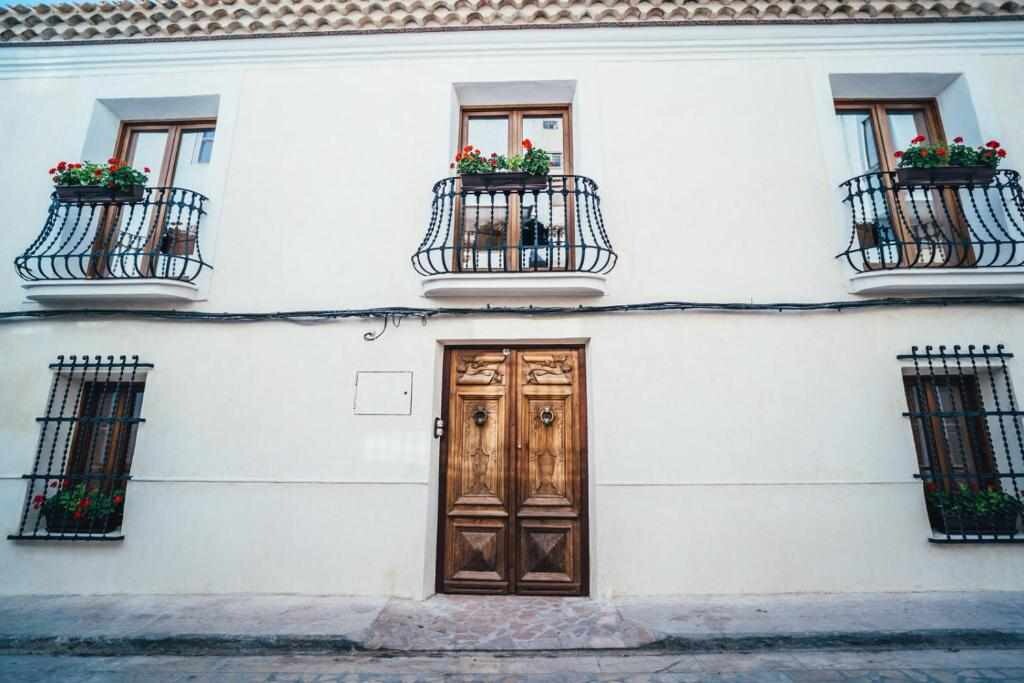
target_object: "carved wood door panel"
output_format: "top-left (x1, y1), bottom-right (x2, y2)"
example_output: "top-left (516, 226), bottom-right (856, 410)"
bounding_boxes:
top-left (439, 347), bottom-right (587, 595)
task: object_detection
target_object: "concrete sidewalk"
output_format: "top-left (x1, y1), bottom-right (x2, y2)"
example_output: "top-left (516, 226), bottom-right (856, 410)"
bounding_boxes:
top-left (1, 592), bottom-right (1023, 656)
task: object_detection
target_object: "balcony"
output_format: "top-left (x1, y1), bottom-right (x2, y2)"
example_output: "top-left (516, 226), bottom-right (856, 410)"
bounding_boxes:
top-left (15, 187), bottom-right (210, 302)
top-left (838, 170), bottom-right (1024, 294)
top-left (412, 175), bottom-right (616, 297)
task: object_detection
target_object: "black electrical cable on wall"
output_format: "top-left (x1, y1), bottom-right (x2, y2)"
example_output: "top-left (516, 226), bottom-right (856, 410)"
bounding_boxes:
top-left (1, 295), bottom-right (1022, 340)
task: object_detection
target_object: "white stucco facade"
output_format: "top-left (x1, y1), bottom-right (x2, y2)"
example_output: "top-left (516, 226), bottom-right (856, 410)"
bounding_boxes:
top-left (1, 21), bottom-right (1023, 599)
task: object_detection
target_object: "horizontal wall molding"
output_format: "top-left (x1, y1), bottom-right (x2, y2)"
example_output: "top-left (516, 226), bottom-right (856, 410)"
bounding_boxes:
top-left (2, 23), bottom-right (1024, 76)
top-left (599, 480), bottom-right (919, 487)
top-left (0, 476), bottom-right (428, 485)
top-left (0, 476), bottom-right (916, 487)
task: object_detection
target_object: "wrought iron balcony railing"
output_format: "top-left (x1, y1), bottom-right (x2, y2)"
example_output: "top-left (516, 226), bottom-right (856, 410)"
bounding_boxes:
top-left (838, 170), bottom-right (1024, 272)
top-left (412, 175), bottom-right (616, 276)
top-left (15, 187), bottom-right (210, 282)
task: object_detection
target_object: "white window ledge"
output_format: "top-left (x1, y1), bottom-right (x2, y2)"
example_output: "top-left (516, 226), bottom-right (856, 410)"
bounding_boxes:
top-left (22, 279), bottom-right (202, 303)
top-left (422, 272), bottom-right (606, 298)
top-left (849, 267), bottom-right (1024, 295)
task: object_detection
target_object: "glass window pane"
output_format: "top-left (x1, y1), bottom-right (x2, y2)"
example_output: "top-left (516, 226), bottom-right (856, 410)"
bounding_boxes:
top-left (171, 128), bottom-right (216, 194)
top-left (887, 110), bottom-right (929, 150)
top-left (127, 131), bottom-right (169, 185)
top-left (836, 111), bottom-right (880, 176)
top-left (466, 117), bottom-right (509, 157)
top-left (523, 115), bottom-right (565, 171)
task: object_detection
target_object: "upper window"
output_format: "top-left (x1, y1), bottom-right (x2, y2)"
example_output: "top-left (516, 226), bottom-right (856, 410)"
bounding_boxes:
top-left (8, 355), bottom-right (151, 541)
top-left (900, 344), bottom-right (1023, 542)
top-left (82, 119), bottom-right (218, 280)
top-left (834, 99), bottom-right (972, 270)
top-left (457, 106), bottom-right (573, 273)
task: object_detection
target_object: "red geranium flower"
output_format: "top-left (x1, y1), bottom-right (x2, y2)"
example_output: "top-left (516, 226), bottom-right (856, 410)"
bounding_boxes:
top-left (455, 152), bottom-right (462, 162)
top-left (986, 140), bottom-right (1000, 149)
top-left (93, 168), bottom-right (103, 177)
top-left (522, 138), bottom-right (533, 150)
top-left (107, 157), bottom-right (119, 164)
top-left (912, 135), bottom-right (926, 144)
top-left (72, 511), bottom-right (83, 520)
top-left (953, 136), bottom-right (964, 144)
top-left (893, 151), bottom-right (903, 158)
top-left (143, 167), bottom-right (151, 173)
top-left (919, 149), bottom-right (928, 157)
top-left (936, 147), bottom-right (947, 157)
top-left (463, 145), bottom-right (472, 153)
top-left (32, 495), bottom-right (45, 509)
top-left (57, 161), bottom-right (67, 171)
top-left (997, 149), bottom-right (1007, 158)
top-left (925, 482), bottom-right (938, 493)
top-left (449, 162), bottom-right (455, 169)
top-left (48, 167), bottom-right (56, 175)
top-left (113, 495), bottom-right (124, 505)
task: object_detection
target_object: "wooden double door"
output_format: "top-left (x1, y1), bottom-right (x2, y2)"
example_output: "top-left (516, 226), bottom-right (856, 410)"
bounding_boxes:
top-left (438, 346), bottom-right (588, 595)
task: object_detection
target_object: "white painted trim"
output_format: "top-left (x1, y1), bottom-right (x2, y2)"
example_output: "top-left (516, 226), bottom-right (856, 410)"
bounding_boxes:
top-left (22, 279), bottom-right (203, 303)
top-left (421, 272), bottom-right (607, 297)
top-left (2, 24), bottom-right (1024, 77)
top-left (848, 267), bottom-right (1024, 295)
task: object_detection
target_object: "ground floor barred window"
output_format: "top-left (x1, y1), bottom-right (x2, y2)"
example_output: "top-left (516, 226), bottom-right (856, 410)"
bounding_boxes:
top-left (8, 355), bottom-right (150, 541)
top-left (901, 345), bottom-right (1024, 542)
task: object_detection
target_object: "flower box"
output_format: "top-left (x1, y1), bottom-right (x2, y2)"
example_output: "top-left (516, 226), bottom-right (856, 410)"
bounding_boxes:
top-left (49, 158), bottom-right (150, 203)
top-left (43, 507), bottom-right (122, 534)
top-left (461, 172), bottom-right (548, 192)
top-left (933, 508), bottom-right (1020, 536)
top-left (56, 184), bottom-right (145, 203)
top-left (896, 166), bottom-right (997, 188)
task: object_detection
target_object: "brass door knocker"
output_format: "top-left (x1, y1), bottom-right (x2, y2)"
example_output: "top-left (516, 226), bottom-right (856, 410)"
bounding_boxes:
top-left (473, 406), bottom-right (488, 426)
top-left (539, 406), bottom-right (555, 427)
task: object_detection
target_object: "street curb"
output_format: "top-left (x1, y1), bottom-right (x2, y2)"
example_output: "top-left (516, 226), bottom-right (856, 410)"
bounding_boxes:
top-left (2, 630), bottom-right (1023, 656)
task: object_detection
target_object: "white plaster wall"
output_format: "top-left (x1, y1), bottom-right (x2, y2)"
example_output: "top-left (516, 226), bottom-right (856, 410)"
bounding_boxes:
top-left (1, 22), bottom-right (1024, 597)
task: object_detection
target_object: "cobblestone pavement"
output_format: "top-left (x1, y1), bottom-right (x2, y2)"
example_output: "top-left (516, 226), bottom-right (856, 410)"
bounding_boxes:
top-left (365, 596), bottom-right (655, 650)
top-left (2, 648), bottom-right (1023, 682)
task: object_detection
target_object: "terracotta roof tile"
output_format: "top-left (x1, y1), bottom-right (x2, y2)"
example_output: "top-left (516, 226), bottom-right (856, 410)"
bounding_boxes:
top-left (1, 0), bottom-right (1021, 43)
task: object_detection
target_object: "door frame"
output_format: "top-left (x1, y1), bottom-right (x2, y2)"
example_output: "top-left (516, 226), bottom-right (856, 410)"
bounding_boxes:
top-left (434, 343), bottom-right (590, 596)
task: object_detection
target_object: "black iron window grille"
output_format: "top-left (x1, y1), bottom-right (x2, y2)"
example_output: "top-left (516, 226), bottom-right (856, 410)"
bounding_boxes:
top-left (412, 175), bottom-right (616, 275)
top-left (900, 345), bottom-right (1024, 543)
top-left (15, 187), bottom-right (210, 282)
top-left (839, 171), bottom-right (1024, 271)
top-left (8, 355), bottom-right (151, 541)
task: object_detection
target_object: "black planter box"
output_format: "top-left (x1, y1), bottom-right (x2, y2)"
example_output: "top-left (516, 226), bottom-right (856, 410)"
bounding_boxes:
top-left (933, 509), bottom-right (1020, 536)
top-left (896, 166), bottom-right (997, 187)
top-left (43, 508), bottom-right (122, 535)
top-left (460, 173), bottom-right (548, 191)
top-left (55, 184), bottom-right (145, 203)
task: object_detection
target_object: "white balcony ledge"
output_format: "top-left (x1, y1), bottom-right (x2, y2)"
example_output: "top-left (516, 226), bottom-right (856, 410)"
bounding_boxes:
top-left (421, 272), bottom-right (607, 298)
top-left (22, 279), bottom-right (202, 303)
top-left (849, 267), bottom-right (1024, 295)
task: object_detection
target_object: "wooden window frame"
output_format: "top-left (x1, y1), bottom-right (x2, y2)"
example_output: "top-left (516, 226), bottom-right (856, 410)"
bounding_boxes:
top-left (457, 105), bottom-right (573, 273)
top-left (90, 118), bottom-right (217, 278)
top-left (66, 380), bottom-right (146, 491)
top-left (834, 99), bottom-right (974, 268)
top-left (903, 374), bottom-right (998, 494)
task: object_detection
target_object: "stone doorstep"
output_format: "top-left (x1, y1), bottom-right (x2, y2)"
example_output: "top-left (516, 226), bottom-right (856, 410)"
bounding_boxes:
top-left (2, 630), bottom-right (1024, 657)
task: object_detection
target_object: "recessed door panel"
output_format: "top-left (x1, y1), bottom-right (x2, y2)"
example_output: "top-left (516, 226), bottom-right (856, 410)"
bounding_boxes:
top-left (439, 347), bottom-right (587, 595)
